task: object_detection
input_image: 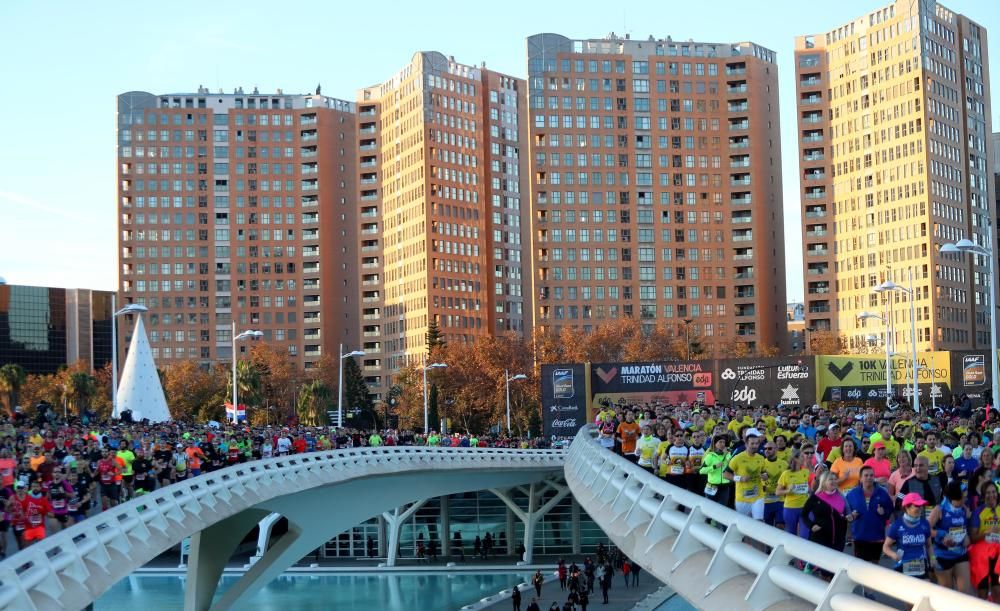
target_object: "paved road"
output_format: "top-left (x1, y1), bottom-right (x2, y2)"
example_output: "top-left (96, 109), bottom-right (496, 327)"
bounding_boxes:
top-left (479, 574), bottom-right (668, 611)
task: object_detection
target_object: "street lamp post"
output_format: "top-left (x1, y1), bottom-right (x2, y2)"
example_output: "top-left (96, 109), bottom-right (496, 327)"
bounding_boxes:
top-left (504, 370), bottom-right (527, 435)
top-left (876, 270), bottom-right (919, 412)
top-left (682, 318), bottom-right (693, 360)
top-left (941, 239), bottom-right (1000, 413)
top-left (110, 297), bottom-right (149, 418)
top-left (337, 344), bottom-right (366, 428)
top-left (858, 311), bottom-right (892, 403)
top-left (423, 360), bottom-right (448, 433)
top-left (231, 321), bottom-right (263, 424)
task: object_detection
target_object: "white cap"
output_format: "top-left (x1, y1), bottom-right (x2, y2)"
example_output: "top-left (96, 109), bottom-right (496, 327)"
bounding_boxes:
top-left (744, 428), bottom-right (763, 438)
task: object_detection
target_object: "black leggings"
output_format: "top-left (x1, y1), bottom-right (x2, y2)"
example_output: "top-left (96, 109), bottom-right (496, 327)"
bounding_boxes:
top-left (853, 540), bottom-right (883, 563)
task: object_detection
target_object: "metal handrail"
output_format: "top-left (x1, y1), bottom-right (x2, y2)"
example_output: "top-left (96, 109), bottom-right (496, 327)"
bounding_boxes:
top-left (0, 445), bottom-right (565, 610)
top-left (566, 425), bottom-right (994, 611)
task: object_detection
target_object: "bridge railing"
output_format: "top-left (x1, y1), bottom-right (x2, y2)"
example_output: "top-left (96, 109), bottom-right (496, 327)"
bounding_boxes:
top-left (0, 445), bottom-right (565, 611)
top-left (566, 425), bottom-right (994, 611)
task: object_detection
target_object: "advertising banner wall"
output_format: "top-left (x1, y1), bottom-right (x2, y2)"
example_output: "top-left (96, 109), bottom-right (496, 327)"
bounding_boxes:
top-left (590, 360), bottom-right (716, 408)
top-left (949, 351), bottom-right (994, 403)
top-left (716, 357), bottom-right (816, 408)
top-left (814, 352), bottom-right (950, 404)
top-left (541, 364), bottom-right (588, 437)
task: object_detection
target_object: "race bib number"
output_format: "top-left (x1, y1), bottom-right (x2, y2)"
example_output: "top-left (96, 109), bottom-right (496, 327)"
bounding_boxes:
top-left (791, 483), bottom-right (809, 495)
top-left (986, 533), bottom-right (1000, 544)
top-left (743, 486), bottom-right (758, 499)
top-left (948, 527), bottom-right (967, 549)
top-left (68, 501), bottom-right (78, 512)
top-left (100, 473), bottom-right (113, 484)
top-left (52, 499), bottom-right (65, 510)
top-left (671, 465), bottom-right (684, 475)
top-left (704, 484), bottom-right (718, 497)
top-left (28, 513), bottom-right (42, 526)
top-left (902, 559), bottom-right (924, 576)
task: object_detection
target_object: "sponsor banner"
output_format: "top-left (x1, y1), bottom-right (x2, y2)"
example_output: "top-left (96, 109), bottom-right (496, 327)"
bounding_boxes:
top-left (541, 364), bottom-right (587, 437)
top-left (590, 360), bottom-right (717, 408)
top-left (949, 351), bottom-right (994, 402)
top-left (716, 357), bottom-right (815, 408)
top-left (815, 352), bottom-right (950, 404)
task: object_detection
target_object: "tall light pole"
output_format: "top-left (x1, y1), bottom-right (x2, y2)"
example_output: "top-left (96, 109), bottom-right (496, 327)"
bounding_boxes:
top-left (337, 343), bottom-right (365, 428)
top-left (423, 360), bottom-right (448, 433)
top-left (231, 321), bottom-right (262, 424)
top-left (876, 270), bottom-right (919, 412)
top-left (942, 239), bottom-right (999, 413)
top-left (111, 298), bottom-right (148, 418)
top-left (858, 311), bottom-right (892, 402)
top-left (682, 318), bottom-right (693, 360)
top-left (504, 370), bottom-right (527, 435)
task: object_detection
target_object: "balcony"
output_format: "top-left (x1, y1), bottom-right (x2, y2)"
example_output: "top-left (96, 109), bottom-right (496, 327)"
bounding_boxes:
top-left (728, 102), bottom-right (749, 112)
top-left (727, 84), bottom-right (748, 94)
top-left (735, 288), bottom-right (756, 298)
top-left (803, 152), bottom-right (825, 162)
top-left (729, 138), bottom-right (750, 149)
top-left (305, 348), bottom-right (322, 357)
top-left (800, 95), bottom-right (822, 105)
top-left (807, 247), bottom-right (829, 256)
top-left (304, 330), bottom-right (321, 340)
top-left (303, 263), bottom-right (320, 274)
top-left (732, 230), bottom-right (753, 242)
top-left (734, 271), bottom-right (755, 280)
top-left (302, 229), bottom-right (319, 240)
top-left (805, 171), bottom-right (826, 180)
top-left (731, 214), bottom-right (753, 224)
top-left (304, 314), bottom-right (321, 323)
top-left (808, 286), bottom-right (831, 294)
top-left (300, 117), bottom-right (317, 127)
top-left (729, 121), bottom-right (749, 131)
top-left (303, 246), bottom-right (320, 256)
top-left (805, 228), bottom-right (827, 238)
top-left (804, 189), bottom-right (826, 199)
top-left (804, 208), bottom-right (826, 218)
top-left (801, 114), bottom-right (823, 124)
top-left (807, 267), bottom-right (829, 275)
top-left (802, 134), bottom-right (824, 143)
top-left (362, 312), bottom-right (380, 320)
top-left (736, 306), bottom-right (756, 317)
top-left (730, 177), bottom-right (751, 186)
top-left (725, 67), bottom-right (747, 76)
top-left (809, 305), bottom-right (831, 313)
top-left (800, 77), bottom-right (821, 87)
top-left (303, 296), bottom-right (321, 306)
top-left (363, 330), bottom-right (380, 338)
top-left (301, 180), bottom-right (318, 191)
top-left (731, 195), bottom-right (752, 205)
top-left (359, 107), bottom-right (376, 117)
top-left (362, 261), bottom-right (380, 270)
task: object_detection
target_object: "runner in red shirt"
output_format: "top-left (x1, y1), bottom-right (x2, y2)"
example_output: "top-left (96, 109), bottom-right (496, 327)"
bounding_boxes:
top-left (21, 481), bottom-right (52, 547)
top-left (7, 485), bottom-right (27, 551)
top-left (97, 449), bottom-right (121, 510)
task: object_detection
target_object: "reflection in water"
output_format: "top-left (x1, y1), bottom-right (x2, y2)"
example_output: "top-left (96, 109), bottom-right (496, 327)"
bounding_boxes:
top-left (96, 572), bottom-right (535, 611)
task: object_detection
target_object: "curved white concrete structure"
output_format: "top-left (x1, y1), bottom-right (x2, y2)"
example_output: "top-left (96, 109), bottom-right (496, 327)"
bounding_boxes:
top-left (566, 425), bottom-right (995, 611)
top-left (0, 446), bottom-right (564, 611)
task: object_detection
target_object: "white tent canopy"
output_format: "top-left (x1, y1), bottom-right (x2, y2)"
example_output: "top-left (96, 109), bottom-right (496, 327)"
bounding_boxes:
top-left (114, 316), bottom-right (171, 422)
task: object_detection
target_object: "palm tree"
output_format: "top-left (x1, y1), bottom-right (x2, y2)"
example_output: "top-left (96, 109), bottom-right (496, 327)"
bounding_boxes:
top-left (0, 364), bottom-right (26, 414)
top-left (297, 380), bottom-right (331, 426)
top-left (228, 360), bottom-right (262, 409)
top-left (67, 372), bottom-right (97, 415)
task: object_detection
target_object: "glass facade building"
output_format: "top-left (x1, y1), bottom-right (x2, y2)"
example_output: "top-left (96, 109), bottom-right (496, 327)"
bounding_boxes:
top-left (324, 489), bottom-right (603, 559)
top-left (0, 284), bottom-right (114, 375)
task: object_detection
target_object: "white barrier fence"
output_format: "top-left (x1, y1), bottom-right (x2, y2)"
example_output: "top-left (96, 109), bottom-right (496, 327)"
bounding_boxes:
top-left (0, 445), bottom-right (565, 611)
top-left (566, 425), bottom-right (995, 611)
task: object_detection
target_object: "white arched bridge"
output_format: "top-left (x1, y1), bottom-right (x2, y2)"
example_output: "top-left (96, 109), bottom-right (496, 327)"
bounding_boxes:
top-left (0, 446), bottom-right (564, 611)
top-left (0, 428), bottom-right (994, 611)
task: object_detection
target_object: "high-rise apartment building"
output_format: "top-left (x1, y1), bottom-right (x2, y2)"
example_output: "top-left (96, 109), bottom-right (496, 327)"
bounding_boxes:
top-left (526, 34), bottom-right (788, 355)
top-left (356, 53), bottom-right (529, 398)
top-left (116, 89), bottom-right (358, 370)
top-left (796, 0), bottom-right (993, 353)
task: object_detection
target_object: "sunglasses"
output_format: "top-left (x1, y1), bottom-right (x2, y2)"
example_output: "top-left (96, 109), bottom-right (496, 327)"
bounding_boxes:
top-left (803, 451), bottom-right (815, 455)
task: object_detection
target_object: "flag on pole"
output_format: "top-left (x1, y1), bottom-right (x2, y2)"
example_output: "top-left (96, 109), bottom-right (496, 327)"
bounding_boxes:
top-left (224, 401), bottom-right (246, 422)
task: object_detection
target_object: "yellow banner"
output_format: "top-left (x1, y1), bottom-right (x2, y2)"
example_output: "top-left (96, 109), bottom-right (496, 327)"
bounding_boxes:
top-left (816, 352), bottom-right (951, 403)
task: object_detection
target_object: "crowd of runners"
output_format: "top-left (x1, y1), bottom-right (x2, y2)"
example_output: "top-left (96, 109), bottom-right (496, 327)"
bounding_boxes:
top-left (598, 398), bottom-right (1000, 600)
top-left (0, 409), bottom-right (559, 557)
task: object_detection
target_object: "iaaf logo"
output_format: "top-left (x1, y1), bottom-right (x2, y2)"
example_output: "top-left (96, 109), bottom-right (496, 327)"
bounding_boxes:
top-left (551, 418), bottom-right (577, 428)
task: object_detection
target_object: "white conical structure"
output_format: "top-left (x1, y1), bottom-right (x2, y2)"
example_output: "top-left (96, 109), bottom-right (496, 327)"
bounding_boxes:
top-left (114, 316), bottom-right (171, 422)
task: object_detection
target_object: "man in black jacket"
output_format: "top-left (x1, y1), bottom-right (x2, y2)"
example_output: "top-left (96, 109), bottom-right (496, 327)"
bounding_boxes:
top-left (897, 456), bottom-right (944, 511)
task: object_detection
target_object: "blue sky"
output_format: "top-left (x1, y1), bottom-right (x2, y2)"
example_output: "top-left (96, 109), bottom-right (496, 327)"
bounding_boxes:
top-left (0, 0), bottom-right (996, 301)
